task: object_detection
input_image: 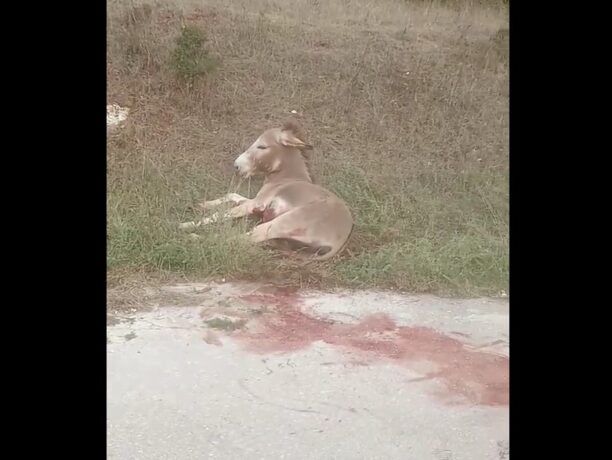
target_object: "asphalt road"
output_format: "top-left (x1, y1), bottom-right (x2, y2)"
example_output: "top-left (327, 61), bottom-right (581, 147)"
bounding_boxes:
top-left (108, 282), bottom-right (509, 460)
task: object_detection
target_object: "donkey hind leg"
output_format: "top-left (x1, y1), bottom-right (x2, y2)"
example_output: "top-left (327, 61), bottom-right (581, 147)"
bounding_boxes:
top-left (248, 211), bottom-right (332, 257)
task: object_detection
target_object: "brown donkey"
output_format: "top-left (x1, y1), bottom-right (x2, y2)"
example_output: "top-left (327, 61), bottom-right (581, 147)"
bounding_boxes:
top-left (180, 121), bottom-right (354, 260)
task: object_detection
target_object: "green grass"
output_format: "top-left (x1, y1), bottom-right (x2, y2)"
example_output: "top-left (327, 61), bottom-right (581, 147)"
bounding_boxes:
top-left (170, 25), bottom-right (218, 81)
top-left (107, 0), bottom-right (508, 296)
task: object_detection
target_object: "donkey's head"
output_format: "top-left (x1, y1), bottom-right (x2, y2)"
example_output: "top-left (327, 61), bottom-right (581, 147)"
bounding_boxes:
top-left (233, 121), bottom-right (313, 179)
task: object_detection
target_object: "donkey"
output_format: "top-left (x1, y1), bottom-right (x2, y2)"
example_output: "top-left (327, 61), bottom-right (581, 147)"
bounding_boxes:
top-left (180, 121), bottom-right (354, 260)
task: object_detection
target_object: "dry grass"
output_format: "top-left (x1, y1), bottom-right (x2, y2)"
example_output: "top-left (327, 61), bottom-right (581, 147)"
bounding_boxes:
top-left (107, 0), bottom-right (509, 296)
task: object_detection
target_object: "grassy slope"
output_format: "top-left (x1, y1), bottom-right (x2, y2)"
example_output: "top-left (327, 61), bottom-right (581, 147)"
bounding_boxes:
top-left (107, 0), bottom-right (509, 296)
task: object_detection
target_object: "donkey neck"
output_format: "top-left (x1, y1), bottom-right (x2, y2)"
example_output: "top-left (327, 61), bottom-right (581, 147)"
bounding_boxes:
top-left (265, 151), bottom-right (312, 184)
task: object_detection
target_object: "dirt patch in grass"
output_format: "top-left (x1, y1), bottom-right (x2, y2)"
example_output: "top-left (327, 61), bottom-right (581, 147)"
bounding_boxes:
top-left (107, 0), bottom-right (508, 297)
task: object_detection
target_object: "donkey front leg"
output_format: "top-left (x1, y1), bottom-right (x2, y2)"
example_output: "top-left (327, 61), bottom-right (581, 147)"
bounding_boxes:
top-left (179, 199), bottom-right (255, 230)
top-left (198, 193), bottom-right (248, 210)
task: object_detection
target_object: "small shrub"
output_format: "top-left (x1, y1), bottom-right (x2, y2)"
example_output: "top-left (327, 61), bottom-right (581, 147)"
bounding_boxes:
top-left (170, 25), bottom-right (217, 81)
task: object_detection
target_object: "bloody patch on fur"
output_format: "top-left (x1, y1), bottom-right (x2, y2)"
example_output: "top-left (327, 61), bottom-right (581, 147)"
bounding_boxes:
top-left (288, 227), bottom-right (306, 237)
top-left (262, 207), bottom-right (276, 223)
top-left (232, 289), bottom-right (509, 407)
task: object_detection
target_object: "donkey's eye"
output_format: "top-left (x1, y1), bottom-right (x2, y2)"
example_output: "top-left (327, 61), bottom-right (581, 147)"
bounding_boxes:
top-left (257, 145), bottom-right (267, 149)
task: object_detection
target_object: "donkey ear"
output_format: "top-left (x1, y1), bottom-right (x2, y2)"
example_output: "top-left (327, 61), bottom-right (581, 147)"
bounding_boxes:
top-left (279, 121), bottom-right (313, 150)
top-left (279, 130), bottom-right (313, 149)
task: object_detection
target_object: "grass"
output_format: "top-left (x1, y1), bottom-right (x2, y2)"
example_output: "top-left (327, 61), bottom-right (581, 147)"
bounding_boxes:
top-left (170, 25), bottom-right (218, 81)
top-left (107, 0), bottom-right (509, 296)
